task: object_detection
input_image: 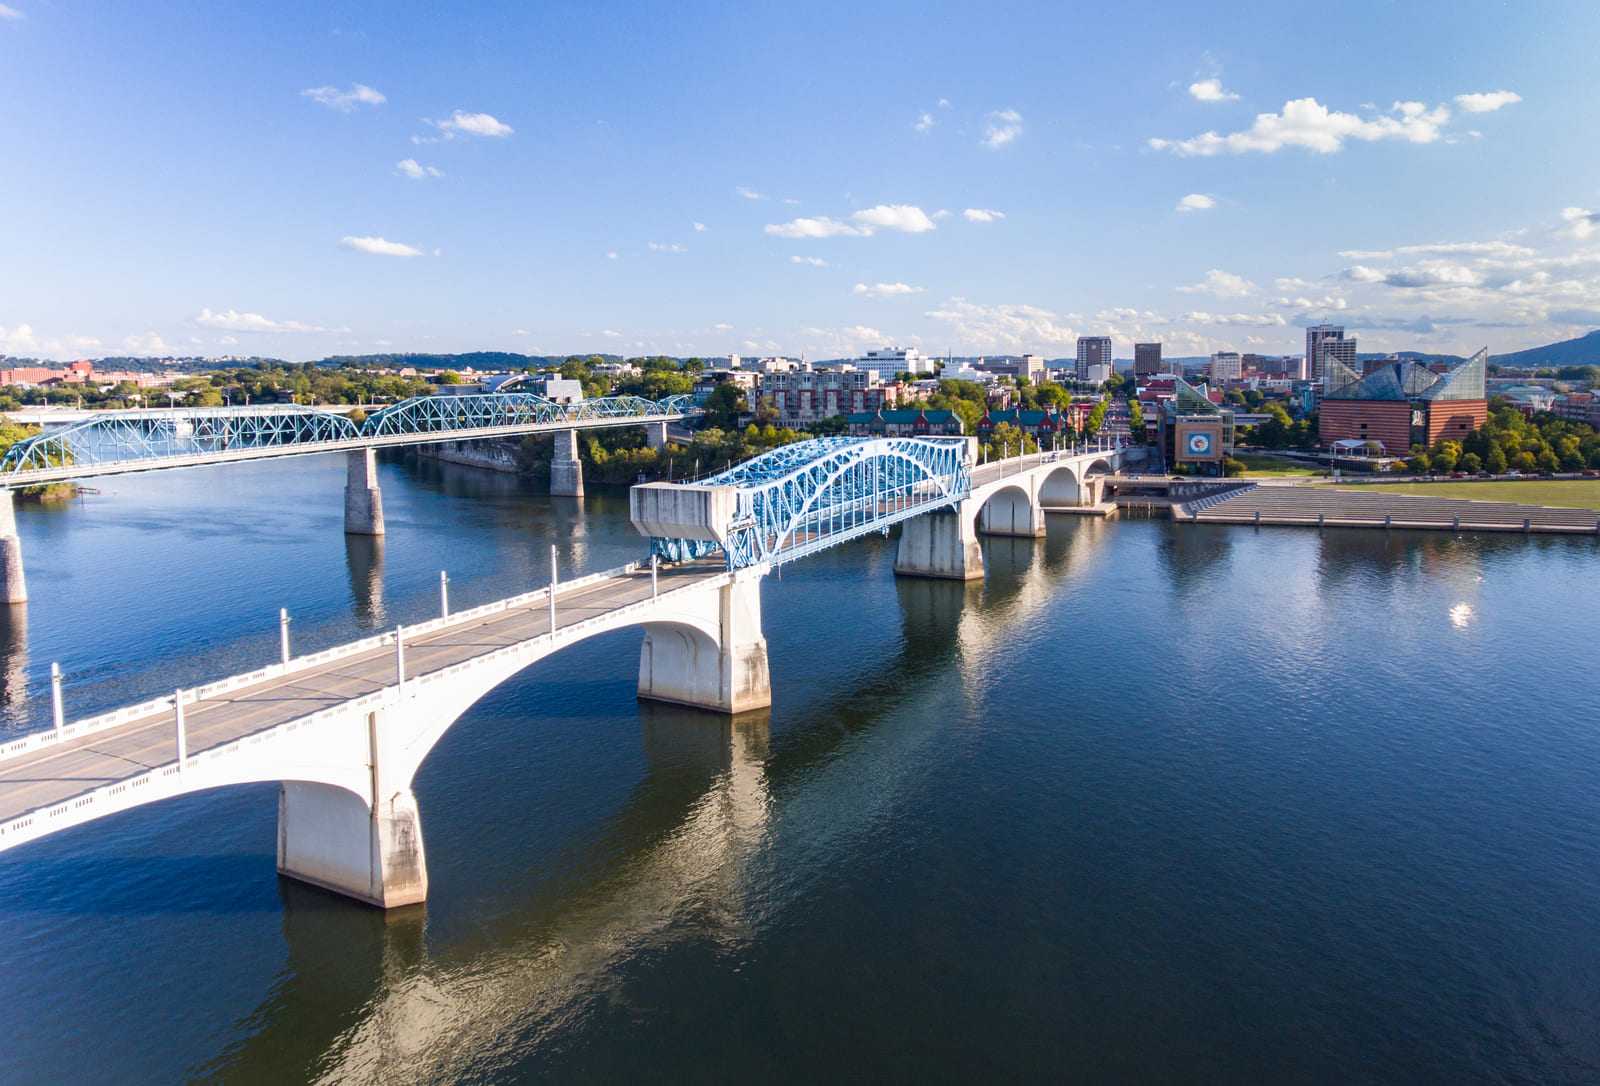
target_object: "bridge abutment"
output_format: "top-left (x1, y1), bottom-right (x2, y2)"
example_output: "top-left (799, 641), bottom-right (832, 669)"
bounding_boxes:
top-left (0, 491), bottom-right (25, 604)
top-left (644, 421), bottom-right (669, 450)
top-left (344, 448), bottom-right (386, 536)
top-left (638, 571), bottom-right (770, 713)
top-left (894, 502), bottom-right (984, 580)
top-left (550, 429), bottom-right (584, 497)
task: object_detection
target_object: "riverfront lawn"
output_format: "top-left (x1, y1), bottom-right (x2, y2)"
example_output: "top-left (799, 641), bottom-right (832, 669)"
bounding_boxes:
top-left (1235, 453), bottom-right (1324, 478)
top-left (1337, 479), bottom-right (1600, 509)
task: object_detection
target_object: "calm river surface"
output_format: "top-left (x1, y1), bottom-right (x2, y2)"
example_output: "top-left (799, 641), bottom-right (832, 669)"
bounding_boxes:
top-left (0, 453), bottom-right (1597, 1084)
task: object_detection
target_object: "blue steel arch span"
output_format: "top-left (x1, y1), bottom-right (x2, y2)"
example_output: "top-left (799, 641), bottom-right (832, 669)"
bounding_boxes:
top-left (649, 436), bottom-right (972, 570)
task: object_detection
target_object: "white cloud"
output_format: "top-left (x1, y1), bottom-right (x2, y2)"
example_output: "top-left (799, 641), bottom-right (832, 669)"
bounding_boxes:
top-left (735, 186), bottom-right (765, 200)
top-left (693, 221), bottom-right (707, 232)
top-left (1177, 268), bottom-right (1256, 297)
top-left (932, 209), bottom-right (952, 220)
top-left (1342, 264), bottom-right (1388, 283)
top-left (0, 324), bottom-right (39, 354)
top-left (1275, 277), bottom-right (1313, 290)
top-left (914, 112), bottom-right (936, 133)
top-left (1188, 79), bottom-right (1239, 103)
top-left (1339, 249), bottom-right (1394, 260)
top-left (963, 208), bottom-right (1006, 223)
top-left (340, 235), bottom-right (423, 257)
top-left (937, 98), bottom-right (951, 109)
top-left (766, 216), bottom-right (868, 239)
top-left (601, 329), bottom-right (622, 338)
top-left (1343, 240), bottom-right (1536, 260)
top-left (1561, 207), bottom-right (1600, 240)
top-left (790, 255), bottom-right (829, 267)
top-left (301, 83), bottom-right (386, 112)
top-left (924, 298), bottom-right (1078, 348)
top-left (122, 331), bottom-right (171, 356)
top-left (0, 5), bottom-right (23, 19)
top-left (1454, 90), bottom-right (1521, 113)
top-left (713, 322), bottom-right (734, 331)
top-left (426, 110), bottom-right (513, 138)
top-left (853, 282), bottom-right (925, 298)
top-left (395, 158), bottom-right (442, 180)
top-left (1149, 97), bottom-right (1452, 156)
top-left (1181, 311), bottom-right (1286, 326)
top-left (193, 308), bottom-right (335, 334)
top-left (512, 329), bottom-right (530, 336)
top-left (648, 241), bottom-right (687, 253)
top-left (1176, 193), bottom-right (1216, 213)
top-left (606, 250), bottom-right (620, 260)
top-left (851, 204), bottom-right (938, 233)
top-left (1274, 294), bottom-right (1348, 311)
top-left (982, 109), bottom-right (1023, 149)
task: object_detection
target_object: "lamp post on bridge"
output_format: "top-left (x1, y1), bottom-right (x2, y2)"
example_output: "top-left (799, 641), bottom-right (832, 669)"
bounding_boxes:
top-left (439, 570), bottom-right (450, 619)
top-left (50, 662), bottom-right (64, 733)
top-left (548, 544), bottom-right (558, 637)
top-left (279, 608), bottom-right (291, 666)
top-left (173, 689), bottom-right (187, 769)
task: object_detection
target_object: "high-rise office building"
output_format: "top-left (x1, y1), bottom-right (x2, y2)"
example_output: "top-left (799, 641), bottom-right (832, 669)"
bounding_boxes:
top-left (1076, 336), bottom-right (1112, 381)
top-left (1209, 352), bottom-right (1242, 382)
top-left (1134, 342), bottom-right (1163, 376)
top-left (1306, 324), bottom-right (1357, 384)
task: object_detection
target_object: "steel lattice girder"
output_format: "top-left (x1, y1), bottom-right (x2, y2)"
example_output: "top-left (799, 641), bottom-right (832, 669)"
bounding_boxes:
top-left (650, 437), bottom-right (972, 570)
top-left (0, 394), bottom-right (689, 476)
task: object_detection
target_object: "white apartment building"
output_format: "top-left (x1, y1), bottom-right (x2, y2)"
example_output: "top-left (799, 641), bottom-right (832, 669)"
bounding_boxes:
top-left (856, 347), bottom-right (935, 379)
top-left (1209, 352), bottom-right (1243, 382)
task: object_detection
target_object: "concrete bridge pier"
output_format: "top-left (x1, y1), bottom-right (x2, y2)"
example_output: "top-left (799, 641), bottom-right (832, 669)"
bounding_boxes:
top-left (344, 448), bottom-right (386, 536)
top-left (644, 421), bottom-right (669, 450)
top-left (638, 570), bottom-right (771, 713)
top-left (550, 429), bottom-right (584, 497)
top-left (0, 491), bottom-right (24, 604)
top-left (895, 501), bottom-right (984, 580)
top-left (276, 708), bottom-right (428, 908)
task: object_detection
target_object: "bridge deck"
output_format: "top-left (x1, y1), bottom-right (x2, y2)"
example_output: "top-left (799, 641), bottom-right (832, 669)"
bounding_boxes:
top-left (0, 563), bottom-right (726, 828)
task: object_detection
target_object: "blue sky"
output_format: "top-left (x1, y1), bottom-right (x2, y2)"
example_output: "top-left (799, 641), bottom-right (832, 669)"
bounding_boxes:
top-left (2, 0), bottom-right (1596, 361)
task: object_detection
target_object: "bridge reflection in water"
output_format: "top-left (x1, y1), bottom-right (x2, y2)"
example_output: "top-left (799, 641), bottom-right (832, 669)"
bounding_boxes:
top-left (195, 522), bottom-right (1119, 1082)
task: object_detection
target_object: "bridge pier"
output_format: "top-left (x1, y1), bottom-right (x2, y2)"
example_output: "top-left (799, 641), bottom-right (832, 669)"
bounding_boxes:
top-left (276, 708), bottom-right (427, 908)
top-left (344, 448), bottom-right (386, 537)
top-left (0, 491), bottom-right (24, 604)
top-left (550, 429), bottom-right (584, 497)
top-left (895, 502), bottom-right (984, 580)
top-left (644, 421), bottom-right (669, 450)
top-left (638, 570), bottom-right (770, 713)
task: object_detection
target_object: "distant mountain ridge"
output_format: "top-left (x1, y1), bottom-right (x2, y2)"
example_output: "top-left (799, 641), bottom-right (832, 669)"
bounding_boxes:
top-left (1488, 329), bottom-right (1600, 369)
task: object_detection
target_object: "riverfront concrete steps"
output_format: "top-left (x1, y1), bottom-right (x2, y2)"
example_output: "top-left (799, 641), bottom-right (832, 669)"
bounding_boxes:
top-left (1193, 484), bottom-right (1600, 532)
top-left (0, 563), bottom-right (728, 826)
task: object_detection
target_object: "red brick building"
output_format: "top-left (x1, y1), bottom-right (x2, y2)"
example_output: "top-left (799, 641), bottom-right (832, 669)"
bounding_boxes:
top-left (1317, 349), bottom-right (1488, 453)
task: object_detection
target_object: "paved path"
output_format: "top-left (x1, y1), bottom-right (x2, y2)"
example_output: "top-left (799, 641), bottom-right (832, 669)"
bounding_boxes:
top-left (1194, 484), bottom-right (1600, 532)
top-left (0, 563), bottom-right (726, 825)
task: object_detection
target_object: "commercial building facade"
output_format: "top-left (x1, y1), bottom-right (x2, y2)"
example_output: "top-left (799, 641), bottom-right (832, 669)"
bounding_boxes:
top-left (759, 369), bottom-right (898, 426)
top-left (1076, 336), bottom-right (1112, 381)
top-left (1134, 342), bottom-right (1163, 376)
top-left (1317, 349), bottom-right (1489, 452)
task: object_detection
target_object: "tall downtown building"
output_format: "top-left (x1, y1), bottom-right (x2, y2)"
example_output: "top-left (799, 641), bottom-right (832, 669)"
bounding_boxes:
top-left (1306, 324), bottom-right (1357, 384)
top-left (1134, 342), bottom-right (1163, 376)
top-left (1076, 336), bottom-right (1113, 381)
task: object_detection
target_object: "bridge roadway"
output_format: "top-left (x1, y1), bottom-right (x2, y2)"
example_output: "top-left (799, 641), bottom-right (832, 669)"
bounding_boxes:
top-left (0, 561), bottom-right (727, 832)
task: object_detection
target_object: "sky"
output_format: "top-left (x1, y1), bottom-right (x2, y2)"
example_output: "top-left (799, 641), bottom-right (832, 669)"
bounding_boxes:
top-left (2, 0), bottom-right (1598, 362)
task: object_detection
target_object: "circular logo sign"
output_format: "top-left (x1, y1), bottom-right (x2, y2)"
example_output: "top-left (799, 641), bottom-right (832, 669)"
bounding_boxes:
top-left (1186, 431), bottom-right (1213, 456)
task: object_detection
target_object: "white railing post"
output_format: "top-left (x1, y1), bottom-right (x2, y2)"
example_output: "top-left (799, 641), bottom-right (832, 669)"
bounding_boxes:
top-left (439, 570), bottom-right (450, 619)
top-left (173, 689), bottom-right (187, 768)
top-left (279, 608), bottom-right (291, 666)
top-left (651, 553), bottom-right (659, 599)
top-left (50, 662), bottom-right (64, 733)
top-left (548, 544), bottom-right (558, 637)
top-left (394, 625), bottom-right (406, 693)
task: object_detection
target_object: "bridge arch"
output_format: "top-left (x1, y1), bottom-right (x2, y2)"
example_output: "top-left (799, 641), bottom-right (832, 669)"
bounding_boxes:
top-left (974, 481), bottom-right (1043, 538)
top-left (1037, 465), bottom-right (1084, 507)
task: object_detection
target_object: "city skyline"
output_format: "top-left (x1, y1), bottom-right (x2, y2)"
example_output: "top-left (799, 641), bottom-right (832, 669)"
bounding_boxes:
top-left (4, 2), bottom-right (1598, 362)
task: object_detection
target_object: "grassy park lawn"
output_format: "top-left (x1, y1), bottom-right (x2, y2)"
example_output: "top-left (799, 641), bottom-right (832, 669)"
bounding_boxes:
top-left (1339, 479), bottom-right (1600, 509)
top-left (1235, 453), bottom-right (1324, 478)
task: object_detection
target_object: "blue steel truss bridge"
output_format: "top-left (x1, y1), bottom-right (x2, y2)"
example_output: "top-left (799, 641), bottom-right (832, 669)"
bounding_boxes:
top-left (0, 392), bottom-right (693, 487)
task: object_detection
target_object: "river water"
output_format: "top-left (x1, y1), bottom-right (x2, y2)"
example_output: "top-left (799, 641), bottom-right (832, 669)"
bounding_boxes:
top-left (0, 454), bottom-right (1597, 1083)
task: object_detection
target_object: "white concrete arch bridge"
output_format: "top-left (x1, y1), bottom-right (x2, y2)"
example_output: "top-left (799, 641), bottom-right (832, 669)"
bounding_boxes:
top-left (0, 435), bottom-right (1131, 907)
